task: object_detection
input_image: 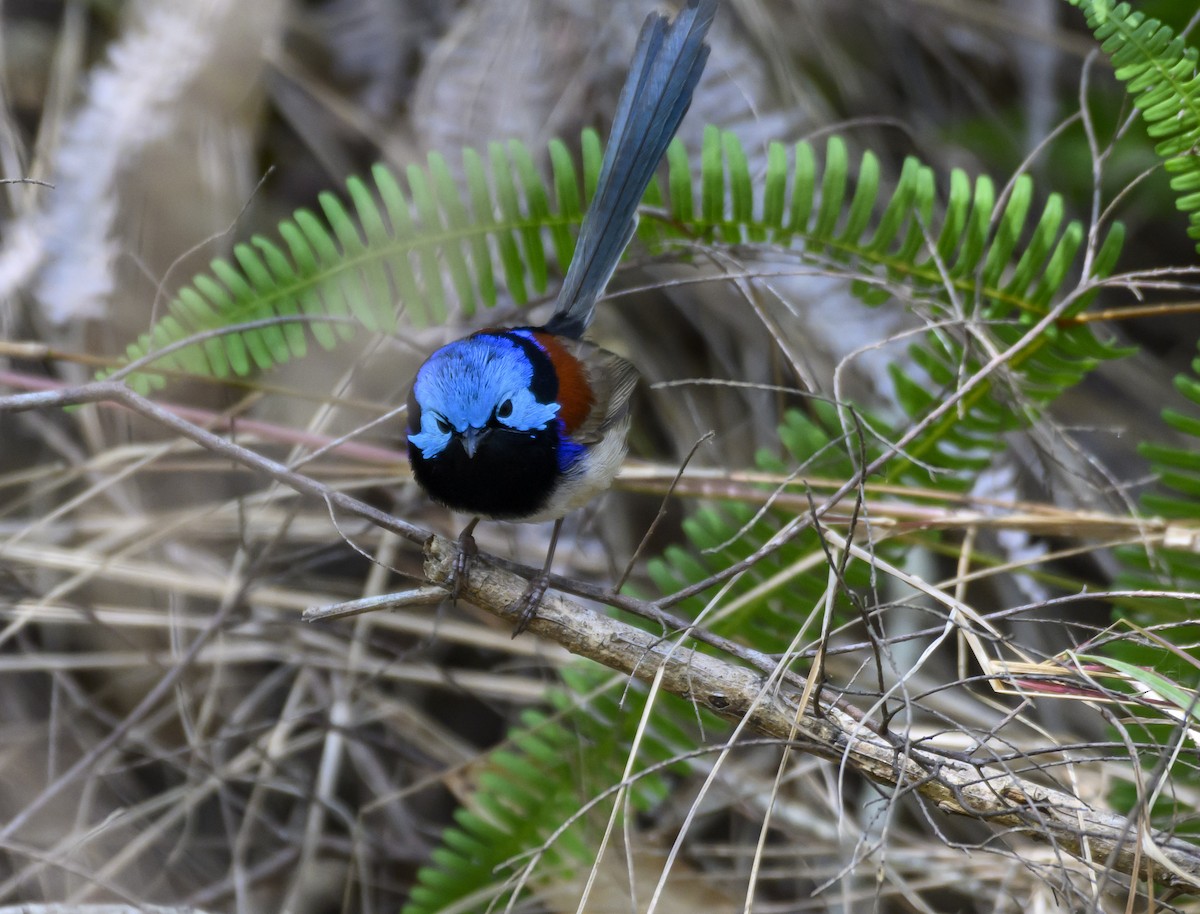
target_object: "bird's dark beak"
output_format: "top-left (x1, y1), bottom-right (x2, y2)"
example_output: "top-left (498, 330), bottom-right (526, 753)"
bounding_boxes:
top-left (461, 426), bottom-right (488, 459)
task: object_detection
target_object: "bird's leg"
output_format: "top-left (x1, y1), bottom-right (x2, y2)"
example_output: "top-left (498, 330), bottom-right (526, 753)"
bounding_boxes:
top-left (451, 516), bottom-right (480, 602)
top-left (511, 518), bottom-right (563, 636)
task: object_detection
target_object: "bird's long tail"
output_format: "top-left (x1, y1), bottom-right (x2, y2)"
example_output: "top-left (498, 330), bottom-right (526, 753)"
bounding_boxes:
top-left (544, 0), bottom-right (716, 340)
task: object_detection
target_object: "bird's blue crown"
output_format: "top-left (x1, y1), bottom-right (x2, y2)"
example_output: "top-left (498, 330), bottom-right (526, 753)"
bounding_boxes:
top-left (408, 334), bottom-right (561, 459)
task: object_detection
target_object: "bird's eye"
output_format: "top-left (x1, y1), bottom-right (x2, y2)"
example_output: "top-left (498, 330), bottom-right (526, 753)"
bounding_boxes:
top-left (436, 417), bottom-right (452, 434)
top-left (497, 399), bottom-right (514, 419)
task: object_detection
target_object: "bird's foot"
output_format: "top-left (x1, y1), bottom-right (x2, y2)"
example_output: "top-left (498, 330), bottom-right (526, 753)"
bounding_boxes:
top-left (510, 574), bottom-right (550, 637)
top-left (450, 519), bottom-right (480, 602)
top-left (510, 517), bottom-right (564, 636)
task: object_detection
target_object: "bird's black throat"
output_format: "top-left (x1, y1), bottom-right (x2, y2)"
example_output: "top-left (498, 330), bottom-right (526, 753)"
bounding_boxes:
top-left (408, 425), bottom-right (560, 519)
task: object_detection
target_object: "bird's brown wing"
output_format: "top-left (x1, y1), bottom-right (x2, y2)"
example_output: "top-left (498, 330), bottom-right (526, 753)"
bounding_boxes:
top-left (569, 341), bottom-right (639, 445)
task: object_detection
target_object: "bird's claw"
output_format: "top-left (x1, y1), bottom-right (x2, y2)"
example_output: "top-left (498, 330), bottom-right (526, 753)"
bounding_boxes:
top-left (450, 524), bottom-right (479, 602)
top-left (510, 575), bottom-right (550, 637)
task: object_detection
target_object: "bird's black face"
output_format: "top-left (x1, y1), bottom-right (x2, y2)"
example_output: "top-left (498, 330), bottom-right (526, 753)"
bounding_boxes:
top-left (407, 420), bottom-right (560, 519)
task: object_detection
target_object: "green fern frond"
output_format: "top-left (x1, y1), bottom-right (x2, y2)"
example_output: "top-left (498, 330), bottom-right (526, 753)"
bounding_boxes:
top-left (1059, 0), bottom-right (1200, 732)
top-left (106, 144), bottom-right (575, 392)
top-left (1065, 0), bottom-right (1200, 248)
top-left (681, 127), bottom-right (1127, 487)
top-left (401, 664), bottom-right (694, 914)
top-left (1058, 0), bottom-right (1200, 603)
top-left (1118, 361), bottom-right (1200, 617)
top-left (108, 127), bottom-right (1123, 395)
top-left (1103, 356), bottom-right (1200, 813)
top-left (679, 127), bottom-right (1124, 326)
top-left (404, 704), bottom-right (590, 914)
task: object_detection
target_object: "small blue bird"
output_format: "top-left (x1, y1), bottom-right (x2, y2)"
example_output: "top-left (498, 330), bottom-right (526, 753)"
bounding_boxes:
top-left (407, 0), bottom-right (716, 631)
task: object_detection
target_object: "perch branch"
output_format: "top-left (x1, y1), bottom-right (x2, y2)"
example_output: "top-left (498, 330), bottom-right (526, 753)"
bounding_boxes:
top-left (423, 536), bottom-right (1200, 894)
